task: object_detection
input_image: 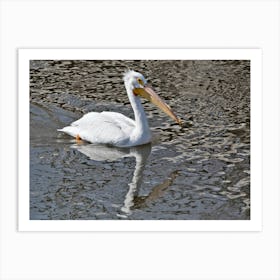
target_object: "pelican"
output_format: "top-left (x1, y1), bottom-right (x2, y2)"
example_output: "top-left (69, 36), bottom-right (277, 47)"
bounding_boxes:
top-left (58, 70), bottom-right (181, 147)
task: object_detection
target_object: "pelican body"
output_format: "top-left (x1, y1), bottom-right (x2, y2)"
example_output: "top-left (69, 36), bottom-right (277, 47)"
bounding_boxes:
top-left (58, 70), bottom-right (180, 147)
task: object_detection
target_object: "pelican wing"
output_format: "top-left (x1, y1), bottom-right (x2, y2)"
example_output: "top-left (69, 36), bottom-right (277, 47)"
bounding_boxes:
top-left (58, 111), bottom-right (135, 146)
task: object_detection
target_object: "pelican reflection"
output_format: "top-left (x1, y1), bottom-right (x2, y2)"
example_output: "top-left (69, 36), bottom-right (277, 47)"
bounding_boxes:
top-left (71, 143), bottom-right (151, 217)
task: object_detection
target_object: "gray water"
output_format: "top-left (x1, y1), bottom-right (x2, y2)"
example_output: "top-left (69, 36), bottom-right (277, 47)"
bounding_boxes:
top-left (30, 60), bottom-right (250, 220)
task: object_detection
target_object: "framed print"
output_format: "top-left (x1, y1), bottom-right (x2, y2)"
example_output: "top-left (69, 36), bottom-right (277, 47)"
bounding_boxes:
top-left (18, 48), bottom-right (262, 231)
top-left (1, 0), bottom-right (279, 280)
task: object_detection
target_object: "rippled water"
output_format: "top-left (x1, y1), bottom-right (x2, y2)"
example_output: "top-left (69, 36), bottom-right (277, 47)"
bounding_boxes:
top-left (30, 60), bottom-right (250, 220)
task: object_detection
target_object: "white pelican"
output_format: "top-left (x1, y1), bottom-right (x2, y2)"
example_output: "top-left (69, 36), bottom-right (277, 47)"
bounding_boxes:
top-left (58, 70), bottom-right (181, 147)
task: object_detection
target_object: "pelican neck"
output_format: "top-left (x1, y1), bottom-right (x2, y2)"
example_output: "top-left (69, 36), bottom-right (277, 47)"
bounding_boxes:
top-left (125, 85), bottom-right (150, 134)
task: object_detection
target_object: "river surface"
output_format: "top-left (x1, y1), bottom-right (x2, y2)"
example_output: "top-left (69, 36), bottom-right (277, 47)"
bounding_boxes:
top-left (30, 60), bottom-right (250, 220)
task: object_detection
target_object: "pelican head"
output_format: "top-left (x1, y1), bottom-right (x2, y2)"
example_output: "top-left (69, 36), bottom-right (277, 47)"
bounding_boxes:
top-left (123, 70), bottom-right (181, 125)
top-left (123, 70), bottom-right (148, 89)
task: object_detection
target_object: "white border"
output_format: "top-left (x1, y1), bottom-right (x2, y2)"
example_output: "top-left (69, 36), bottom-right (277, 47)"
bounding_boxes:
top-left (18, 49), bottom-right (262, 232)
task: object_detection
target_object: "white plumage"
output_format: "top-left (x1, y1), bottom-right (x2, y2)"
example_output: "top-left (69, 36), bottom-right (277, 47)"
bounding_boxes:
top-left (58, 70), bottom-right (180, 147)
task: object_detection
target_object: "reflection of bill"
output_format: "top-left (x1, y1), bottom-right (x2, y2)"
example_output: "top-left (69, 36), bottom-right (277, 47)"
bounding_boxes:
top-left (133, 170), bottom-right (179, 210)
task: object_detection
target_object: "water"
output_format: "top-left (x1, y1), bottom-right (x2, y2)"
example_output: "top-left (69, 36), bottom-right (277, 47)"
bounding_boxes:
top-left (30, 60), bottom-right (250, 220)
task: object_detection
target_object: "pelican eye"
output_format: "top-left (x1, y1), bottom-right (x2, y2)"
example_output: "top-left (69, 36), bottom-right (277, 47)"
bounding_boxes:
top-left (137, 78), bottom-right (144, 86)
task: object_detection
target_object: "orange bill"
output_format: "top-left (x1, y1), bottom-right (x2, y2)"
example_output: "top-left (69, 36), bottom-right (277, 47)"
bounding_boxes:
top-left (133, 86), bottom-right (182, 125)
